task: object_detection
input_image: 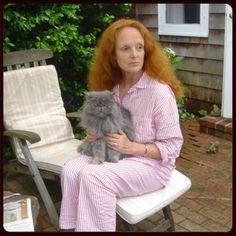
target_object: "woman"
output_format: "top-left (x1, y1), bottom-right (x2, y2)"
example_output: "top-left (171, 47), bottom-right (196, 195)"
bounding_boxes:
top-left (59, 18), bottom-right (183, 232)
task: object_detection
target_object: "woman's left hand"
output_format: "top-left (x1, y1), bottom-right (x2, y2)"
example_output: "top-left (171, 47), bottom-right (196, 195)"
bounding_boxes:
top-left (105, 130), bottom-right (132, 154)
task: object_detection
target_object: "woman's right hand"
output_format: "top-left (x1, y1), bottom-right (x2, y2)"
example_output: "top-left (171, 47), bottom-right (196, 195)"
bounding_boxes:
top-left (86, 131), bottom-right (97, 142)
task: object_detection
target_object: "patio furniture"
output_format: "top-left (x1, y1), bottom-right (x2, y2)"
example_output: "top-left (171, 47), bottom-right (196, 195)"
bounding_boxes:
top-left (117, 169), bottom-right (191, 231)
top-left (3, 49), bottom-right (191, 232)
top-left (3, 49), bottom-right (81, 230)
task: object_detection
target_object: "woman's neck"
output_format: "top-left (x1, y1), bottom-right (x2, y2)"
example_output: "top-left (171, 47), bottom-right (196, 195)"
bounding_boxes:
top-left (120, 70), bottom-right (143, 90)
top-left (118, 71), bottom-right (143, 101)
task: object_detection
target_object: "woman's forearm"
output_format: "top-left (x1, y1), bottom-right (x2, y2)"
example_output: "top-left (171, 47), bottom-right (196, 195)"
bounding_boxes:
top-left (128, 141), bottom-right (162, 160)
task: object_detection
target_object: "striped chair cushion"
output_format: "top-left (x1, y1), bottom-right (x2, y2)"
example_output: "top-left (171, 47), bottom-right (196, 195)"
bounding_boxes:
top-left (4, 65), bottom-right (80, 171)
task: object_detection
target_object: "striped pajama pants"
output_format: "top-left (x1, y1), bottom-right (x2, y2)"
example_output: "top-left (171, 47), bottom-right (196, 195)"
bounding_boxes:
top-left (59, 155), bottom-right (165, 232)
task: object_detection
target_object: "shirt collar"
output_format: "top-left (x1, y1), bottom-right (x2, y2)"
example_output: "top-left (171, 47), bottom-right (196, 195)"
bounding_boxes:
top-left (132, 71), bottom-right (147, 90)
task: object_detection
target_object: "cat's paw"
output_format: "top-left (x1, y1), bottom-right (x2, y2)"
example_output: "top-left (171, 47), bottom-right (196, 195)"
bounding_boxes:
top-left (77, 146), bottom-right (82, 152)
top-left (91, 157), bottom-right (105, 164)
top-left (107, 156), bottom-right (119, 163)
top-left (79, 149), bottom-right (91, 156)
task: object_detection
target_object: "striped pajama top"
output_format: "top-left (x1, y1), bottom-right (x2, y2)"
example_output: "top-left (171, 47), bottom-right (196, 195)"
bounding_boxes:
top-left (112, 72), bottom-right (183, 186)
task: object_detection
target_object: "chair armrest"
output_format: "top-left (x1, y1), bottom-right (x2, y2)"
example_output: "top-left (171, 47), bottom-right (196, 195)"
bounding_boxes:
top-left (4, 130), bottom-right (41, 144)
top-left (66, 111), bottom-right (82, 118)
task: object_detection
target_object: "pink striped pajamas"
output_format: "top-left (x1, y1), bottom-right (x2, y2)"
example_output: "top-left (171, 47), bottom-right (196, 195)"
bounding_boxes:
top-left (59, 73), bottom-right (183, 231)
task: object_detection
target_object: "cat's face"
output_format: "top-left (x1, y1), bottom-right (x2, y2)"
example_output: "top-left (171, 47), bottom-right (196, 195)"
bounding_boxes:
top-left (84, 91), bottom-right (115, 118)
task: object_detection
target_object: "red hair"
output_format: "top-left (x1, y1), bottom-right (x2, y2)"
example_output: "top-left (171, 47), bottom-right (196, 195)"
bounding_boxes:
top-left (87, 18), bottom-right (183, 98)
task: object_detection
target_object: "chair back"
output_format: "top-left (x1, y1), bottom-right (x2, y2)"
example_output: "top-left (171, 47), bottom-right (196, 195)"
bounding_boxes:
top-left (4, 49), bottom-right (53, 71)
top-left (4, 51), bottom-right (74, 161)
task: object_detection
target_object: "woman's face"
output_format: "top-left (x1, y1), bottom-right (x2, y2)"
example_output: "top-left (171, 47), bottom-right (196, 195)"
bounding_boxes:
top-left (115, 27), bottom-right (145, 75)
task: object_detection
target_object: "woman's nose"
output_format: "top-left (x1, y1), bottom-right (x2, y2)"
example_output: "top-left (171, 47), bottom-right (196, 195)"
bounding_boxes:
top-left (130, 48), bottom-right (138, 57)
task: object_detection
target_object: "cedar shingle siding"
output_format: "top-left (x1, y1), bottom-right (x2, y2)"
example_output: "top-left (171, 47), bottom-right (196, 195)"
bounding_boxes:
top-left (132, 4), bottom-right (226, 113)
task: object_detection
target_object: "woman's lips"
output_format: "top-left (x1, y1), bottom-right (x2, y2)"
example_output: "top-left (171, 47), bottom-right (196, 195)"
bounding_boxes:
top-left (129, 62), bottom-right (140, 66)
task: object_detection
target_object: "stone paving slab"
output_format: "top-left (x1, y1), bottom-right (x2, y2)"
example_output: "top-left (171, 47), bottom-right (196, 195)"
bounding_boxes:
top-left (3, 120), bottom-right (232, 232)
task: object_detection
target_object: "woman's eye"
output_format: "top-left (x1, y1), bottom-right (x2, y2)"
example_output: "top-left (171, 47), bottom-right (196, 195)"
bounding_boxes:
top-left (121, 47), bottom-right (129, 51)
top-left (137, 44), bottom-right (144, 50)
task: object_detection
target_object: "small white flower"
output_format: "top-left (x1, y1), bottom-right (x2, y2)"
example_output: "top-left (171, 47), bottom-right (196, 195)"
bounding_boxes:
top-left (164, 47), bottom-right (175, 57)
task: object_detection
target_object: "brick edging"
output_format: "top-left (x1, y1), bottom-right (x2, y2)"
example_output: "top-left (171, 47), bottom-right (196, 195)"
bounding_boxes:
top-left (199, 116), bottom-right (232, 141)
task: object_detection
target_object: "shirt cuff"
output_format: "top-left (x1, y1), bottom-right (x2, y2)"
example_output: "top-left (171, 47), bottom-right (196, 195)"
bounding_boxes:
top-left (154, 142), bottom-right (169, 164)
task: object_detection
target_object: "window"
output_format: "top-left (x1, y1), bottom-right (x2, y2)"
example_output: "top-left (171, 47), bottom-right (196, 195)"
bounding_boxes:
top-left (158, 4), bottom-right (209, 37)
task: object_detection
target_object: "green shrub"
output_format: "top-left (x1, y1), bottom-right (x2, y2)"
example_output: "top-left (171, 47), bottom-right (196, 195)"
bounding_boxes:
top-left (3, 3), bottom-right (132, 161)
top-left (163, 47), bottom-right (197, 121)
top-left (3, 3), bottom-right (132, 111)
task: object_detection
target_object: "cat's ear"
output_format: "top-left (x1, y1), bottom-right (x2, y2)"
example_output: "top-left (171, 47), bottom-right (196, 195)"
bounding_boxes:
top-left (104, 90), bottom-right (114, 95)
top-left (104, 90), bottom-right (114, 97)
top-left (106, 90), bottom-right (115, 98)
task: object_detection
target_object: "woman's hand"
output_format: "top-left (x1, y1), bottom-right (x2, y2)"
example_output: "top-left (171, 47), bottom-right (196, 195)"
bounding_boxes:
top-left (105, 130), bottom-right (162, 160)
top-left (105, 130), bottom-right (132, 154)
top-left (86, 131), bottom-right (97, 142)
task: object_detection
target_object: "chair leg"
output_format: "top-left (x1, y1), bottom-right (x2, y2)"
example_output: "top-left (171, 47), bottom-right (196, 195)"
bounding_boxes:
top-left (119, 216), bottom-right (136, 232)
top-left (19, 140), bottom-right (59, 230)
top-left (162, 205), bottom-right (175, 231)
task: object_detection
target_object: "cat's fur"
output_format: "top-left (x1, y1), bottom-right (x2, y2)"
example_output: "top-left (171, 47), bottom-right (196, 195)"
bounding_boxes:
top-left (78, 90), bottom-right (134, 164)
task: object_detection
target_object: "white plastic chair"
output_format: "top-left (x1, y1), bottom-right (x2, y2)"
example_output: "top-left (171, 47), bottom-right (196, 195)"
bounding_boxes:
top-left (117, 169), bottom-right (191, 231)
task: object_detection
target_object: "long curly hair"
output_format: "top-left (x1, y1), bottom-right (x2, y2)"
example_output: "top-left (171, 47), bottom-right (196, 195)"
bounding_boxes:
top-left (87, 18), bottom-right (183, 98)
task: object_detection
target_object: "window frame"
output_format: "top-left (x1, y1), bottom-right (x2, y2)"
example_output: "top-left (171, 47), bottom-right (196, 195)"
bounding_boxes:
top-left (158, 4), bottom-right (209, 37)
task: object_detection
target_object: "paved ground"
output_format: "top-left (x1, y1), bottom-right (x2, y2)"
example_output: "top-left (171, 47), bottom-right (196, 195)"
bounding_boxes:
top-left (3, 119), bottom-right (232, 232)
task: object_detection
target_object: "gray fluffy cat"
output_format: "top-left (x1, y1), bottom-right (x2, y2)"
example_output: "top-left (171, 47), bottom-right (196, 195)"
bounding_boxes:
top-left (78, 90), bottom-right (134, 164)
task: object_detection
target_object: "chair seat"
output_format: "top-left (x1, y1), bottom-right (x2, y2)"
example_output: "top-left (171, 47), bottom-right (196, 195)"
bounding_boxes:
top-left (116, 169), bottom-right (191, 224)
top-left (18, 139), bottom-right (83, 174)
